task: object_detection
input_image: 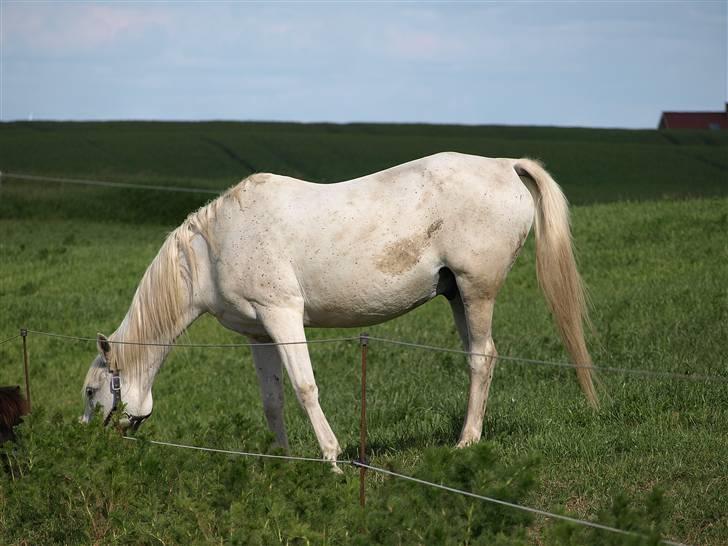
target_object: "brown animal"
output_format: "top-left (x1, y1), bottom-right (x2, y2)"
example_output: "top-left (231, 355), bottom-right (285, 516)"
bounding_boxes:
top-left (0, 386), bottom-right (29, 444)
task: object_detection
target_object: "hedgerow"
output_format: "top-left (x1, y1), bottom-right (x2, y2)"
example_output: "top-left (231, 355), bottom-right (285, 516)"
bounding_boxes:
top-left (1, 407), bottom-right (671, 545)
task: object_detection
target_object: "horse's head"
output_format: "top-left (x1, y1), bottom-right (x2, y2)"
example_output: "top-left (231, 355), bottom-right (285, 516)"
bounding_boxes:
top-left (80, 333), bottom-right (153, 431)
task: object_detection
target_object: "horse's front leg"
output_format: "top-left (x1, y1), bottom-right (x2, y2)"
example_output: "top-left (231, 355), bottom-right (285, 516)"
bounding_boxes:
top-left (249, 338), bottom-right (289, 452)
top-left (257, 307), bottom-right (343, 471)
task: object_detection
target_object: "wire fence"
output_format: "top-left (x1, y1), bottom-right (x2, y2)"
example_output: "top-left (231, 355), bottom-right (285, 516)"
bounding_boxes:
top-left (3, 326), bottom-right (719, 543)
top-left (3, 328), bottom-right (707, 544)
top-left (367, 335), bottom-right (728, 383)
top-left (18, 328), bottom-right (728, 383)
top-left (0, 171), bottom-right (223, 195)
top-left (0, 334), bottom-right (21, 346)
top-left (122, 436), bottom-right (335, 464)
top-left (24, 329), bottom-right (359, 349)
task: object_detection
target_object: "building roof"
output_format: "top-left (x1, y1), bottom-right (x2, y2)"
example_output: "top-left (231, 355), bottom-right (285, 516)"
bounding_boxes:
top-left (659, 106), bottom-right (728, 130)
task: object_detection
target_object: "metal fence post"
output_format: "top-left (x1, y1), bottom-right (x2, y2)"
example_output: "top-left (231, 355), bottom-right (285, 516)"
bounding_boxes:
top-left (20, 328), bottom-right (31, 412)
top-left (359, 332), bottom-right (369, 508)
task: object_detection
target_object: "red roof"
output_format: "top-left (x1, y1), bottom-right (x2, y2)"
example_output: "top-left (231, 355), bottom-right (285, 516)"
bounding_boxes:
top-left (659, 109), bottom-right (728, 130)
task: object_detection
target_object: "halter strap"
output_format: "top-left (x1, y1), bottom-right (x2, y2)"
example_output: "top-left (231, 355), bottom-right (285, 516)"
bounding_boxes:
top-left (102, 353), bottom-right (123, 426)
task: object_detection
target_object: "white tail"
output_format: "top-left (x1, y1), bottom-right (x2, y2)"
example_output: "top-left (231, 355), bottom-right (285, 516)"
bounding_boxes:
top-left (514, 159), bottom-right (598, 408)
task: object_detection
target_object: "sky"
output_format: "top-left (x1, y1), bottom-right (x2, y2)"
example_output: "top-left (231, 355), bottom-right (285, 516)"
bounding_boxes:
top-left (1, 1), bottom-right (726, 128)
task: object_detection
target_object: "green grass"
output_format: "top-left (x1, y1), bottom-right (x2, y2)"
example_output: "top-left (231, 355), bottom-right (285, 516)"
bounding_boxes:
top-left (0, 121), bottom-right (727, 545)
top-left (1, 120), bottom-right (727, 206)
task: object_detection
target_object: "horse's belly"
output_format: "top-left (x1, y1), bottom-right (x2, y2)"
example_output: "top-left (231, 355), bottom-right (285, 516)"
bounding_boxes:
top-left (300, 266), bottom-right (439, 328)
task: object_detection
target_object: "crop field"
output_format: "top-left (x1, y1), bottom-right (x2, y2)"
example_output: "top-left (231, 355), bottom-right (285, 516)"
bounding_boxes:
top-left (0, 121), bottom-right (727, 545)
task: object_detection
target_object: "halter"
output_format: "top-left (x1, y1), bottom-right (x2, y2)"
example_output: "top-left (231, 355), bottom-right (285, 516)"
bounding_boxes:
top-left (101, 356), bottom-right (150, 431)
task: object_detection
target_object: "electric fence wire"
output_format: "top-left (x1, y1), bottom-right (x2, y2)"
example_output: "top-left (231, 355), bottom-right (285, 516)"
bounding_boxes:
top-left (24, 329), bottom-right (359, 348)
top-left (122, 436), bottom-right (337, 464)
top-left (366, 335), bottom-right (728, 383)
top-left (0, 334), bottom-right (20, 345)
top-left (0, 171), bottom-right (222, 195)
top-left (0, 334), bottom-right (21, 346)
top-left (19, 329), bottom-right (727, 383)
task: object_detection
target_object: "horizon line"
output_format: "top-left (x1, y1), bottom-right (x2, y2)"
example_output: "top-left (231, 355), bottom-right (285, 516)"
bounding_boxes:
top-left (0, 117), bottom-right (664, 131)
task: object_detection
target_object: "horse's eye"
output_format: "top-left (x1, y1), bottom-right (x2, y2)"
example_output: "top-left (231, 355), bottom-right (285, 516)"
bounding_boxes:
top-left (86, 387), bottom-right (94, 398)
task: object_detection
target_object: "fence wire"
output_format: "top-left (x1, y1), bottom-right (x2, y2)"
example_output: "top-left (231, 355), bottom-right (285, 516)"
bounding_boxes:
top-left (0, 334), bottom-right (21, 346)
top-left (122, 436), bottom-right (337, 464)
top-left (1, 171), bottom-right (222, 195)
top-left (367, 335), bottom-right (728, 383)
top-left (18, 328), bottom-right (728, 383)
top-left (24, 329), bottom-right (359, 348)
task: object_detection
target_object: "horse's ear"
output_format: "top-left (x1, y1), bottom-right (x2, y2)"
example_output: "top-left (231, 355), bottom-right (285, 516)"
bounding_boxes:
top-left (97, 333), bottom-right (112, 363)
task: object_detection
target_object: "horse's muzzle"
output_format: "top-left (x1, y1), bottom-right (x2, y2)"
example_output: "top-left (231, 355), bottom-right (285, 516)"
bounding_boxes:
top-left (123, 411), bottom-right (152, 432)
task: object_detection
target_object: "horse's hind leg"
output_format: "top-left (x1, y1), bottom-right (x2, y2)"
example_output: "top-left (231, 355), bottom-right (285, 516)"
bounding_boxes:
top-left (450, 279), bottom-right (498, 448)
top-left (249, 338), bottom-right (289, 452)
top-left (257, 307), bottom-right (342, 468)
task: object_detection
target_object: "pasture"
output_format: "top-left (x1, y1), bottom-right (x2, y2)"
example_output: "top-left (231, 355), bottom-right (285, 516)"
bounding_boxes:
top-left (0, 121), bottom-right (727, 545)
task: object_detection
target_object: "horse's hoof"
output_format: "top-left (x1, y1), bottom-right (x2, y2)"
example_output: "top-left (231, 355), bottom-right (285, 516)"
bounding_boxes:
top-left (456, 438), bottom-right (478, 449)
top-left (331, 463), bottom-right (343, 474)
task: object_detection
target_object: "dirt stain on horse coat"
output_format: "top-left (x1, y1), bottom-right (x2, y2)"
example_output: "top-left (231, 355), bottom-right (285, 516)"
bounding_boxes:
top-left (427, 219), bottom-right (443, 238)
top-left (375, 219), bottom-right (443, 275)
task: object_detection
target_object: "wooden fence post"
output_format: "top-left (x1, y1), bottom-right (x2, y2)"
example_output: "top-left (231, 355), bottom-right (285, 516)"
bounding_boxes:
top-left (359, 332), bottom-right (369, 508)
top-left (20, 329), bottom-right (31, 412)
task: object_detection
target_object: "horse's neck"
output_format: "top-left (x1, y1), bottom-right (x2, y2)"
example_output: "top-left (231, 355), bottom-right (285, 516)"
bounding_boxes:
top-left (109, 232), bottom-right (200, 389)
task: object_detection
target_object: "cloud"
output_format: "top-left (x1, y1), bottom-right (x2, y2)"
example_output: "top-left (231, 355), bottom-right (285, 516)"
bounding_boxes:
top-left (3, 2), bottom-right (170, 53)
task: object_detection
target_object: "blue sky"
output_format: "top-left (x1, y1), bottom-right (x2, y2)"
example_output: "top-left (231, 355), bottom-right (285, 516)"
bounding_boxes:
top-left (1, 1), bottom-right (726, 128)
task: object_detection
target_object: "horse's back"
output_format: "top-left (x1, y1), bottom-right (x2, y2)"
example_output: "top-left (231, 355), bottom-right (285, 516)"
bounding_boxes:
top-left (223, 152), bottom-right (532, 238)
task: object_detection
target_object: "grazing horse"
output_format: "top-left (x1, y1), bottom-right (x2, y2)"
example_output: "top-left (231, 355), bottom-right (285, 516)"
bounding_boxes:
top-left (81, 152), bottom-right (597, 464)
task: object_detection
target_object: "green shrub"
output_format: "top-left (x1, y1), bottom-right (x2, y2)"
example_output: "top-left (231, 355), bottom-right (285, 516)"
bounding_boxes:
top-left (2, 408), bottom-right (547, 545)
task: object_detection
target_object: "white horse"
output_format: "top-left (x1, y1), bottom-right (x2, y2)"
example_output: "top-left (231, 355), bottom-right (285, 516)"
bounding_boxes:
top-left (81, 152), bottom-right (597, 464)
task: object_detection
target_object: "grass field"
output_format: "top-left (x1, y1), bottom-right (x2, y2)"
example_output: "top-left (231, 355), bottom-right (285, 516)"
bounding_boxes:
top-left (0, 121), bottom-right (727, 545)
